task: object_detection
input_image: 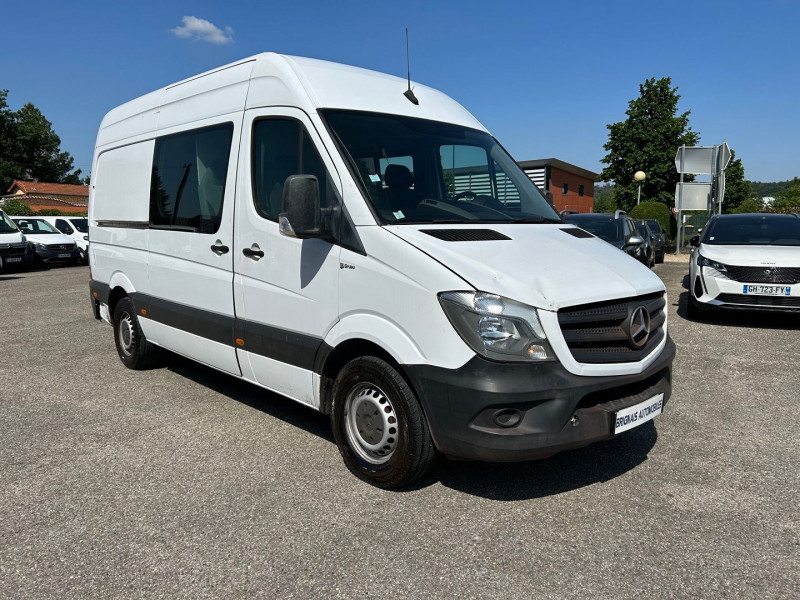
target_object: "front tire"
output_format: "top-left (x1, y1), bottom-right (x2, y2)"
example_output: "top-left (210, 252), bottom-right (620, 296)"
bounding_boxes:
top-left (113, 297), bottom-right (158, 369)
top-left (331, 356), bottom-right (436, 489)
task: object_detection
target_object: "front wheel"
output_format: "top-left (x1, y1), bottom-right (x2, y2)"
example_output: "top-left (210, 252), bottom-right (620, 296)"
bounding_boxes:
top-left (331, 357), bottom-right (436, 489)
top-left (113, 297), bottom-right (159, 369)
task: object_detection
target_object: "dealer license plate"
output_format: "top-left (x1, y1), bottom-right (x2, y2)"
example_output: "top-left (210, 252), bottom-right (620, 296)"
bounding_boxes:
top-left (742, 285), bottom-right (791, 296)
top-left (5, 257), bottom-right (22, 263)
top-left (58, 253), bottom-right (72, 258)
top-left (614, 393), bottom-right (664, 435)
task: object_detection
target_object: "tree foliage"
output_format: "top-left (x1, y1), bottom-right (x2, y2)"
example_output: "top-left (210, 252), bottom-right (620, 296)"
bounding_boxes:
top-left (721, 150), bottom-right (755, 213)
top-left (731, 198), bottom-right (764, 214)
top-left (0, 90), bottom-right (83, 191)
top-left (2, 199), bottom-right (35, 216)
top-left (772, 178), bottom-right (800, 211)
top-left (600, 77), bottom-right (699, 212)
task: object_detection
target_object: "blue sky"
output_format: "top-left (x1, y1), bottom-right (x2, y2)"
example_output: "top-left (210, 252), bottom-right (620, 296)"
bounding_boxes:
top-left (2, 0), bottom-right (798, 183)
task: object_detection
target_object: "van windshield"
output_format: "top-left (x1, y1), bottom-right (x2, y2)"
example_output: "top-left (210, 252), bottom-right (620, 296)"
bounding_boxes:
top-left (322, 110), bottom-right (561, 225)
top-left (0, 211), bottom-right (19, 233)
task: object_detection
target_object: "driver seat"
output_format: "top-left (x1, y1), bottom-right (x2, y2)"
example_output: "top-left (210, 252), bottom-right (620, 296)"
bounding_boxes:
top-left (384, 164), bottom-right (418, 213)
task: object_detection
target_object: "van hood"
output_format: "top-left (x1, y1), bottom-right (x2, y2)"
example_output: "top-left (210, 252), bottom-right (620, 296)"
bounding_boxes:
top-left (23, 232), bottom-right (75, 246)
top-left (386, 224), bottom-right (665, 311)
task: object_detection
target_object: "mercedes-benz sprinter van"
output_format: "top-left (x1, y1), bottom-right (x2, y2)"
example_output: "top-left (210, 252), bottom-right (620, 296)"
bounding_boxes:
top-left (89, 54), bottom-right (675, 488)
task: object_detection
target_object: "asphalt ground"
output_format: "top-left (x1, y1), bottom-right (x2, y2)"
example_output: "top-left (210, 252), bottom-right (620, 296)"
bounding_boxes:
top-left (1, 259), bottom-right (798, 599)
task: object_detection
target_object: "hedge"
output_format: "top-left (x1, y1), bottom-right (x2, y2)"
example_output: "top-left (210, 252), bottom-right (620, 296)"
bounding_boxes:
top-left (629, 201), bottom-right (675, 238)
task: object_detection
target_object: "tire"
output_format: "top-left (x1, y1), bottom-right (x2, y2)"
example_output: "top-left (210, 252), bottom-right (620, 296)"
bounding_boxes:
top-left (331, 356), bottom-right (436, 489)
top-left (112, 297), bottom-right (158, 369)
top-left (78, 248), bottom-right (88, 265)
top-left (686, 295), bottom-right (707, 319)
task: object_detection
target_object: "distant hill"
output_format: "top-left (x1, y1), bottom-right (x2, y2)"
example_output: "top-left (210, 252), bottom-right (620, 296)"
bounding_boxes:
top-left (749, 180), bottom-right (794, 197)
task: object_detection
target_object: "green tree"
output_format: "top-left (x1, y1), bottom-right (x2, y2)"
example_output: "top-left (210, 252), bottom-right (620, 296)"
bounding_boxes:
top-left (593, 183), bottom-right (616, 213)
top-left (2, 199), bottom-right (35, 216)
top-left (771, 177), bottom-right (800, 211)
top-left (731, 198), bottom-right (764, 214)
top-left (0, 90), bottom-right (83, 190)
top-left (721, 150), bottom-right (754, 213)
top-left (0, 91), bottom-right (18, 188)
top-left (600, 77), bottom-right (699, 212)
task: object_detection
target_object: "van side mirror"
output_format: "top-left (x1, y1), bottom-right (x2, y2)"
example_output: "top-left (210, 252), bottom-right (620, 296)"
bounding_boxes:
top-left (689, 235), bottom-right (701, 247)
top-left (279, 175), bottom-right (321, 239)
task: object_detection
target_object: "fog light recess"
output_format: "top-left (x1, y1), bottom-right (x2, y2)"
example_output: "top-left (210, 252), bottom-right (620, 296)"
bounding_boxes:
top-left (492, 409), bottom-right (522, 428)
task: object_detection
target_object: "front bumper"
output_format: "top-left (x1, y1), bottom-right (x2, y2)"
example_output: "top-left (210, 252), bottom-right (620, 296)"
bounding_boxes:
top-left (405, 336), bottom-right (675, 462)
top-left (692, 267), bottom-right (800, 312)
top-left (33, 246), bottom-right (81, 264)
top-left (0, 242), bottom-right (34, 269)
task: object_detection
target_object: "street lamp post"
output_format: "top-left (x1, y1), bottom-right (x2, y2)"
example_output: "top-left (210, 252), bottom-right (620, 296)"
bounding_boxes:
top-left (634, 171), bottom-right (646, 205)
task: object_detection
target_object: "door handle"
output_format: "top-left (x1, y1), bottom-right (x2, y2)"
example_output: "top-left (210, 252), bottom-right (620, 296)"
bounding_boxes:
top-left (210, 240), bottom-right (230, 255)
top-left (242, 245), bottom-right (264, 260)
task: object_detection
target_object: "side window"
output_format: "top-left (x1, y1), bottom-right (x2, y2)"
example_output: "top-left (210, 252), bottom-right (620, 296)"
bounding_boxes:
top-left (55, 219), bottom-right (72, 234)
top-left (252, 119), bottom-right (335, 222)
top-left (149, 123), bottom-right (233, 233)
top-left (623, 219), bottom-right (634, 237)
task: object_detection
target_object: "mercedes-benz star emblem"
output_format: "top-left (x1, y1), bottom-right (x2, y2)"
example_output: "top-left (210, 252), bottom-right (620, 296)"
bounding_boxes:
top-left (627, 306), bottom-right (651, 349)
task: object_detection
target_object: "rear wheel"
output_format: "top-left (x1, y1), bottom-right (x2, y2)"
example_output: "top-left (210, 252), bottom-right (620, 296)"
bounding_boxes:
top-left (331, 356), bottom-right (436, 489)
top-left (113, 297), bottom-right (158, 369)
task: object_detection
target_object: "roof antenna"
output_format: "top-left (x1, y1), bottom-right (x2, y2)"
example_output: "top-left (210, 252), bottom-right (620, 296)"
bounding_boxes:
top-left (403, 28), bottom-right (419, 105)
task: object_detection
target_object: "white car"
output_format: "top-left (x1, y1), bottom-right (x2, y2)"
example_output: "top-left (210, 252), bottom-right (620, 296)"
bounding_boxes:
top-left (38, 216), bottom-right (89, 263)
top-left (11, 217), bottom-right (81, 267)
top-left (688, 213), bottom-right (800, 315)
top-left (0, 209), bottom-right (34, 270)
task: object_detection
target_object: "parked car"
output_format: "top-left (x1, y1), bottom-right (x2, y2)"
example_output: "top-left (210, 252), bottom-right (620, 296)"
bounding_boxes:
top-left (88, 53), bottom-right (674, 489)
top-left (11, 217), bottom-right (81, 267)
top-left (562, 210), bottom-right (648, 264)
top-left (0, 209), bottom-right (34, 271)
top-left (633, 220), bottom-right (656, 268)
top-left (644, 219), bottom-right (666, 263)
top-left (38, 216), bottom-right (89, 263)
top-left (688, 213), bottom-right (800, 316)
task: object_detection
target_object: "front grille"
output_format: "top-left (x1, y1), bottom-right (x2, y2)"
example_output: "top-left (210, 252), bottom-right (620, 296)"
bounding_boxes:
top-left (715, 293), bottom-right (800, 309)
top-left (558, 292), bottom-right (666, 364)
top-left (0, 244), bottom-right (28, 257)
top-left (46, 243), bottom-right (74, 252)
top-left (724, 265), bottom-right (800, 284)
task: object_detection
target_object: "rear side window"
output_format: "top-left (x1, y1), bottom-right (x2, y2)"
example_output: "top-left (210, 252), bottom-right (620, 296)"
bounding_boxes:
top-left (149, 123), bottom-right (233, 233)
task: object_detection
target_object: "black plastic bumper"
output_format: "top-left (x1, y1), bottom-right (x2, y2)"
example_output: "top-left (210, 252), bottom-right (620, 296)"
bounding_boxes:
top-left (405, 337), bottom-right (675, 462)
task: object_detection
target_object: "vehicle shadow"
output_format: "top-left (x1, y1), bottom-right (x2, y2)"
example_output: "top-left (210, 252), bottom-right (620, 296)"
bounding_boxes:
top-left (0, 275), bottom-right (24, 281)
top-left (677, 290), bottom-right (800, 329)
top-left (164, 351), bottom-right (658, 498)
top-left (419, 423), bottom-right (657, 500)
top-left (165, 352), bottom-right (334, 443)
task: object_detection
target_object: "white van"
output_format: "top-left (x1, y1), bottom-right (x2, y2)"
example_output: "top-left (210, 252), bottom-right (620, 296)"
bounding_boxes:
top-left (39, 216), bottom-right (89, 263)
top-left (0, 209), bottom-right (33, 270)
top-left (89, 53), bottom-right (675, 488)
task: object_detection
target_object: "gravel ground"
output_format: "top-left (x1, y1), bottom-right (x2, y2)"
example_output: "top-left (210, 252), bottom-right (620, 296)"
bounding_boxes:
top-left (1, 263), bottom-right (797, 599)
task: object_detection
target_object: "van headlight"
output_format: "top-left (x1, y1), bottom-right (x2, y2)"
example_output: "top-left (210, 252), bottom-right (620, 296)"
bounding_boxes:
top-left (438, 291), bottom-right (555, 362)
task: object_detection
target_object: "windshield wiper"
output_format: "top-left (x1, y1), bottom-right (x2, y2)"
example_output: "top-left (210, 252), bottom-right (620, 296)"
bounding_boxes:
top-left (510, 217), bottom-right (563, 224)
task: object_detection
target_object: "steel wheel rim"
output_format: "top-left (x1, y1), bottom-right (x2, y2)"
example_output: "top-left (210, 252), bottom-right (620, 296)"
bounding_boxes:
top-left (344, 382), bottom-right (398, 465)
top-left (118, 312), bottom-right (135, 357)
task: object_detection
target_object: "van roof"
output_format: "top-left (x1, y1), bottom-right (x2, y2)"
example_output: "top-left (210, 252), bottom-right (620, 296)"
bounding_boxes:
top-left (96, 53), bottom-right (486, 148)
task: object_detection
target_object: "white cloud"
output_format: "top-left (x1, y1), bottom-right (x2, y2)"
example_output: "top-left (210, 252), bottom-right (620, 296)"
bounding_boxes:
top-left (171, 16), bottom-right (234, 45)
